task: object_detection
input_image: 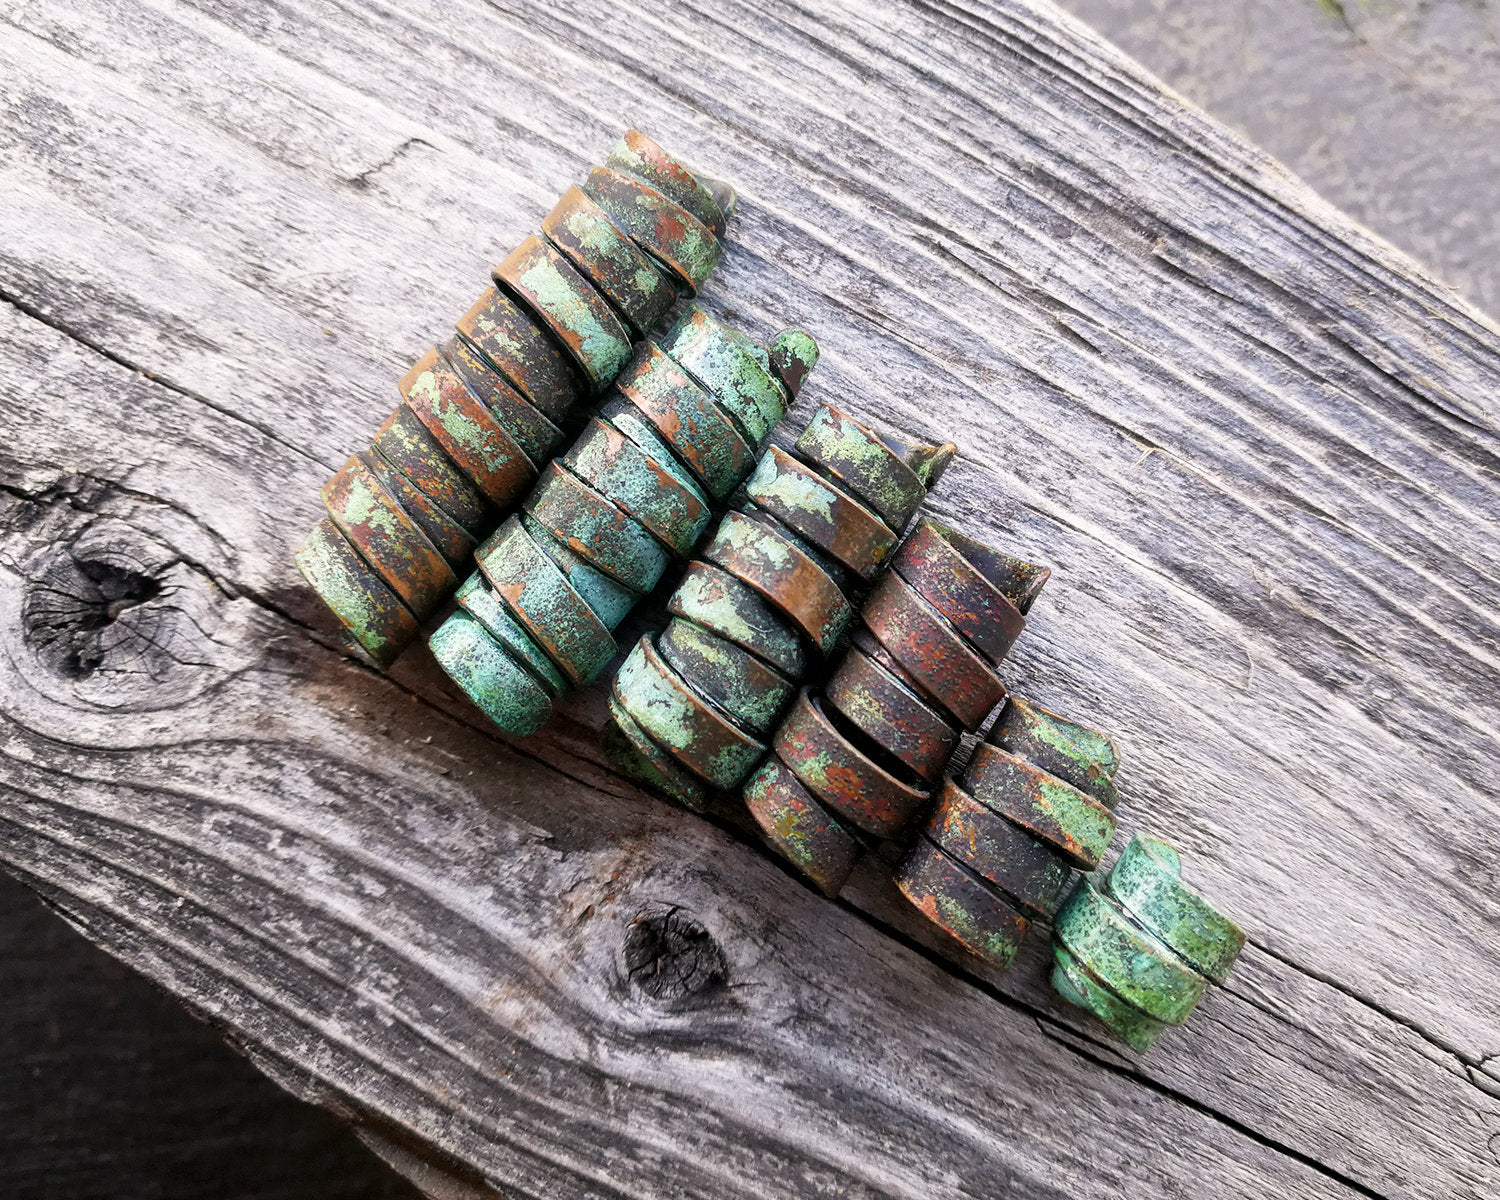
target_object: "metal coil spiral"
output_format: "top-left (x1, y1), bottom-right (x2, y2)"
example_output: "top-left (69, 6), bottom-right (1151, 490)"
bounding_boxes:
top-left (295, 131), bottom-right (734, 665)
top-left (897, 695), bottom-right (1121, 968)
top-left (743, 517), bottom-right (1050, 896)
top-left (607, 407), bottom-right (956, 812)
top-left (1050, 833), bottom-right (1244, 1050)
top-left (428, 310), bottom-right (819, 736)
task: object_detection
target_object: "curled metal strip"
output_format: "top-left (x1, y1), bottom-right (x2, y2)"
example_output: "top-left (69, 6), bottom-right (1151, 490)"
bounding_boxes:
top-left (431, 316), bottom-right (811, 736)
top-left (747, 516), bottom-right (1057, 902)
top-left (606, 404), bottom-right (952, 816)
top-left (296, 130), bottom-right (732, 665)
top-left (894, 694), bottom-right (1119, 968)
top-left (1051, 834), bottom-right (1244, 1052)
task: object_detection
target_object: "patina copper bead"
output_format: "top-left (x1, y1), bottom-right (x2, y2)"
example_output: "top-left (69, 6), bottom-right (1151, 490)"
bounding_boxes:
top-left (747, 518), bottom-right (1053, 899)
top-left (609, 406), bottom-right (955, 826)
top-left (540, 185), bottom-right (676, 339)
top-left (582, 167), bottom-right (723, 294)
top-left (431, 316), bottom-right (811, 737)
top-left (1052, 836), bottom-right (1245, 1052)
top-left (297, 130), bottom-right (732, 666)
top-left (605, 128), bottom-right (733, 238)
top-left (294, 517), bottom-right (419, 667)
top-left (494, 235), bottom-right (634, 392)
top-left (894, 696), bottom-right (1120, 968)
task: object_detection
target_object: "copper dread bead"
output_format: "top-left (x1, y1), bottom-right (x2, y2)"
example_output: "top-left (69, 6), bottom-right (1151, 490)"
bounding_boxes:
top-left (745, 516), bottom-right (1049, 896)
top-left (429, 311), bottom-right (817, 736)
top-left (896, 697), bottom-right (1121, 969)
top-left (1051, 833), bottom-right (1244, 1051)
top-left (610, 408), bottom-right (956, 813)
top-left (296, 131), bottom-right (734, 665)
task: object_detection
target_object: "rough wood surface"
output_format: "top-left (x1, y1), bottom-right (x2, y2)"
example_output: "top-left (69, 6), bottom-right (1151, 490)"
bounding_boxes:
top-left (1, 1), bottom-right (1497, 1197)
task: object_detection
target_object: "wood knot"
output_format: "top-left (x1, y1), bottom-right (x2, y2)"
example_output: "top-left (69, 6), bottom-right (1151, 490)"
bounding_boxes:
top-left (624, 904), bottom-right (728, 1006)
top-left (4, 493), bottom-right (250, 713)
top-left (25, 551), bottom-right (164, 679)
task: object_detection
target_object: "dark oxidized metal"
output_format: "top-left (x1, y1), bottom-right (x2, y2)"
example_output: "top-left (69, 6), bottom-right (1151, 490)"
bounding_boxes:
top-left (895, 835), bottom-right (1031, 969)
top-left (299, 130), bottom-right (734, 666)
top-left (745, 446), bottom-right (896, 578)
top-left (742, 755), bottom-right (861, 898)
top-left (495, 235), bottom-right (633, 391)
top-left (583, 167), bottom-right (723, 293)
top-left (702, 511), bottom-right (852, 655)
top-left (964, 741), bottom-right (1117, 871)
top-left (294, 517), bottom-right (419, 667)
top-left (369, 404), bottom-right (490, 537)
top-left (768, 328), bottom-right (819, 399)
top-left (891, 519), bottom-right (1037, 667)
top-left (921, 781), bottom-right (1074, 919)
top-left (745, 515), bottom-right (1063, 902)
top-left (772, 690), bottom-right (928, 839)
top-left (792, 405), bottom-right (929, 533)
top-left (540, 185), bottom-right (676, 339)
top-left (666, 561), bottom-right (806, 679)
top-left (455, 286), bottom-right (584, 424)
top-left (988, 694), bottom-right (1121, 811)
top-left (606, 403), bottom-right (955, 810)
top-left (824, 645), bottom-right (957, 784)
top-left (860, 571), bottom-right (1005, 730)
top-left (321, 454), bottom-right (456, 618)
top-left (359, 447), bottom-right (476, 571)
top-left (614, 635), bottom-right (767, 788)
top-left (605, 129), bottom-right (730, 238)
top-left (894, 692), bottom-right (1119, 968)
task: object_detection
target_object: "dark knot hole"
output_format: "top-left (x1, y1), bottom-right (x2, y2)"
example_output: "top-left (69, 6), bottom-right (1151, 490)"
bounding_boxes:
top-left (24, 554), bottom-right (165, 679)
top-left (624, 906), bottom-right (729, 1005)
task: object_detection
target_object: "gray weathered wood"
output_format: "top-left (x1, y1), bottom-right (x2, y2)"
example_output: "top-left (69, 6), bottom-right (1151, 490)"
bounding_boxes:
top-left (1, 0), bottom-right (1498, 1197)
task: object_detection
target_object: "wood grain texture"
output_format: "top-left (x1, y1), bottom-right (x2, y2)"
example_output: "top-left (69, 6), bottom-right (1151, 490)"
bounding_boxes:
top-left (1, 1), bottom-right (1497, 1197)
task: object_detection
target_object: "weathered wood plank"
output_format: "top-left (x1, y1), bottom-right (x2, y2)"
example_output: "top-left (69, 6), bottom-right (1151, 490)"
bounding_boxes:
top-left (1, 0), bottom-right (1498, 1197)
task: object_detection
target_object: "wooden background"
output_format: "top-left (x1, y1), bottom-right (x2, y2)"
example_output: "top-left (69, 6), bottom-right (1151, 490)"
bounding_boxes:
top-left (2, 0), bottom-right (1497, 1197)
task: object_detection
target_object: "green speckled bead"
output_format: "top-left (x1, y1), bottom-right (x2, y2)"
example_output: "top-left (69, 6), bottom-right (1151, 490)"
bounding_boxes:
top-left (475, 516), bottom-right (617, 689)
top-left (1052, 878), bottom-right (1208, 1025)
top-left (605, 693), bottom-right (713, 814)
top-left (429, 609), bottom-right (552, 737)
top-left (1051, 941), bottom-right (1168, 1053)
top-left (792, 404), bottom-right (928, 532)
top-left (495, 235), bottom-right (633, 392)
top-left (294, 517), bottom-right (419, 667)
top-left (658, 307), bottom-right (788, 445)
top-left (453, 572), bottom-right (568, 700)
top-left (1104, 835), bottom-right (1245, 983)
top-left (614, 635), bottom-right (766, 788)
